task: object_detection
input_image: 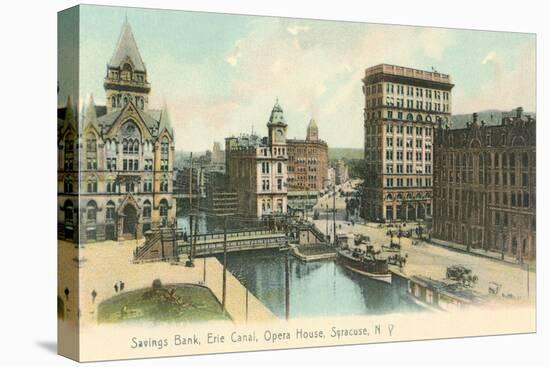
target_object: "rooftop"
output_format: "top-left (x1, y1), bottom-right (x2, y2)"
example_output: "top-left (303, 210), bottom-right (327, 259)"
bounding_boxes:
top-left (365, 63), bottom-right (452, 84)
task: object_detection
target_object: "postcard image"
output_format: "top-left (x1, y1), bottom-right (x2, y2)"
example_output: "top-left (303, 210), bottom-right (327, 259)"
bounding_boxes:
top-left (57, 4), bottom-right (536, 362)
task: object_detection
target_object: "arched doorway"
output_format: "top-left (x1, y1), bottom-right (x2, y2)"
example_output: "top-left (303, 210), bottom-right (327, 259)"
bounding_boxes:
top-left (63, 200), bottom-right (74, 240)
top-left (122, 204), bottom-right (138, 237)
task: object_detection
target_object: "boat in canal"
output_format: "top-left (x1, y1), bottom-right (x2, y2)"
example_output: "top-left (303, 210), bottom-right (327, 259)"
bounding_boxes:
top-left (336, 246), bottom-right (392, 284)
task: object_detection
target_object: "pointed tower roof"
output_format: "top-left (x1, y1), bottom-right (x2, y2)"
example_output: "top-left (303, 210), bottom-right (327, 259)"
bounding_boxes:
top-left (158, 103), bottom-right (174, 137)
top-left (64, 95), bottom-right (76, 125)
top-left (84, 94), bottom-right (100, 131)
top-left (308, 118), bottom-right (318, 129)
top-left (109, 19), bottom-right (146, 71)
top-left (268, 98), bottom-right (287, 125)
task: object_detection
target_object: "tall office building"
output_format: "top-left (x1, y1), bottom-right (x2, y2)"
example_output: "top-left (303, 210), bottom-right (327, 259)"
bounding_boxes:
top-left (361, 64), bottom-right (454, 222)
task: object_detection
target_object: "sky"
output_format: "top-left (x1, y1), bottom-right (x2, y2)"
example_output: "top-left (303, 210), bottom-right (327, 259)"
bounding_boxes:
top-left (59, 5), bottom-right (536, 151)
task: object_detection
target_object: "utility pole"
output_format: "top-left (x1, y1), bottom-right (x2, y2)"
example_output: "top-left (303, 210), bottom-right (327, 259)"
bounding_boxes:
top-left (527, 262), bottom-right (530, 299)
top-left (222, 215), bottom-right (228, 314)
top-left (325, 204), bottom-right (329, 240)
top-left (187, 153), bottom-right (194, 266)
top-left (285, 251), bottom-right (290, 320)
top-left (203, 256), bottom-right (206, 284)
top-left (332, 185), bottom-right (336, 245)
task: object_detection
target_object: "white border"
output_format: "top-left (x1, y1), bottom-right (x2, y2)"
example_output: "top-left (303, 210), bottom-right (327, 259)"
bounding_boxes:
top-left (0, 0), bottom-right (546, 366)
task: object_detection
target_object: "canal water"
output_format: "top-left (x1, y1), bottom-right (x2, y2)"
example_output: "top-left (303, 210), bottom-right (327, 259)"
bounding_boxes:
top-left (216, 249), bottom-right (421, 319)
top-left (177, 212), bottom-right (420, 319)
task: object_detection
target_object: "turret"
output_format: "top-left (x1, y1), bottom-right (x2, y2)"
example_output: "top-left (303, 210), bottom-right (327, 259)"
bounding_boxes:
top-left (104, 19), bottom-right (150, 113)
top-left (306, 118), bottom-right (319, 141)
top-left (267, 98), bottom-right (287, 145)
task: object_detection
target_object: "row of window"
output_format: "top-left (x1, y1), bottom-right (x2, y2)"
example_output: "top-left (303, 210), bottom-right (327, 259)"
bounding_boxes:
top-left (386, 150), bottom-right (432, 162)
top-left (365, 83), bottom-right (449, 100)
top-left (386, 164), bottom-right (432, 174)
top-left (261, 162), bottom-right (284, 174)
top-left (78, 177), bottom-right (170, 194)
top-left (261, 178), bottom-right (284, 191)
top-left (260, 199), bottom-right (285, 214)
top-left (261, 147), bottom-right (287, 156)
top-left (442, 170), bottom-right (530, 187)
top-left (80, 199), bottom-right (168, 225)
top-left (385, 177), bottom-right (432, 188)
top-left (442, 151), bottom-right (530, 170)
top-left (82, 158), bottom-right (161, 172)
top-left (386, 138), bottom-right (432, 149)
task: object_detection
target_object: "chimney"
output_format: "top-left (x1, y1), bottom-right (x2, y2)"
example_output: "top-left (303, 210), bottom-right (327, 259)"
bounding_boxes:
top-left (472, 112), bottom-right (478, 124)
top-left (516, 107), bottom-right (523, 118)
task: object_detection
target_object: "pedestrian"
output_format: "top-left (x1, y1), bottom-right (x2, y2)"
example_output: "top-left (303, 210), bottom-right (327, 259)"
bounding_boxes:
top-left (114, 283), bottom-right (119, 293)
top-left (91, 289), bottom-right (97, 303)
top-left (183, 230), bottom-right (188, 242)
top-left (120, 281), bottom-right (125, 291)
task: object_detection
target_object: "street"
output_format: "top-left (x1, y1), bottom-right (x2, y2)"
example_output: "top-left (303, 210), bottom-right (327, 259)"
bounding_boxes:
top-left (313, 180), bottom-right (535, 304)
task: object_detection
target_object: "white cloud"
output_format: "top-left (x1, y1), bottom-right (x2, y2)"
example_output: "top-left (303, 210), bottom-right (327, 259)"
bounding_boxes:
top-left (133, 19), bottom-right (533, 151)
top-left (482, 50), bottom-right (497, 64)
top-left (287, 25), bottom-right (310, 35)
top-left (455, 45), bottom-right (535, 114)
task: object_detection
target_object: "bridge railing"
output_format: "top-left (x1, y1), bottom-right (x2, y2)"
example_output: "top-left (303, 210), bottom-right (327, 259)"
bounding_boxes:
top-left (175, 228), bottom-right (283, 243)
top-left (177, 235), bottom-right (288, 256)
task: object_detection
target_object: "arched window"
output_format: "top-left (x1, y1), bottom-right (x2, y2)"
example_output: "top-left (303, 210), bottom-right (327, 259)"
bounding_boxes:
top-left (121, 63), bottom-right (132, 81)
top-left (87, 176), bottom-right (98, 193)
top-left (143, 200), bottom-right (152, 218)
top-left (106, 201), bottom-right (116, 221)
top-left (86, 133), bottom-right (96, 153)
top-left (416, 114), bottom-right (423, 122)
top-left (86, 201), bottom-right (98, 223)
top-left (86, 133), bottom-right (97, 170)
top-left (64, 176), bottom-right (73, 193)
top-left (426, 115), bottom-right (432, 122)
top-left (161, 137), bottom-right (169, 155)
top-left (159, 199), bottom-right (169, 226)
top-left (64, 133), bottom-right (74, 171)
top-left (160, 175), bottom-right (169, 192)
top-left (64, 200), bottom-right (74, 225)
top-left (406, 113), bottom-right (413, 121)
top-left (521, 152), bottom-right (529, 168)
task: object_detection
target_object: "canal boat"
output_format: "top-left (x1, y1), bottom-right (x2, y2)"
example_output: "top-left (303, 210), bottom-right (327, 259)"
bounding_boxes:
top-left (400, 274), bottom-right (488, 312)
top-left (337, 246), bottom-right (392, 284)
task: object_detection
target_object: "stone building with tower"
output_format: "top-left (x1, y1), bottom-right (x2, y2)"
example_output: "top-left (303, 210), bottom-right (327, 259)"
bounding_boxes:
top-left (360, 64), bottom-right (454, 222)
top-left (286, 119), bottom-right (329, 212)
top-left (57, 20), bottom-right (176, 243)
top-left (432, 108), bottom-right (536, 260)
top-left (225, 99), bottom-right (289, 218)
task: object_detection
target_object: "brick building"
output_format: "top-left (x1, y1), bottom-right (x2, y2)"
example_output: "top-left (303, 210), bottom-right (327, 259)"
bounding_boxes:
top-left (286, 119), bottom-right (329, 211)
top-left (361, 64), bottom-right (454, 222)
top-left (432, 108), bottom-right (536, 260)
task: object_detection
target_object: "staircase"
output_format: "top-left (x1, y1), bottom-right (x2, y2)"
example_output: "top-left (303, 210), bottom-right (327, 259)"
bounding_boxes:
top-left (134, 231), bottom-right (162, 261)
top-left (308, 223), bottom-right (327, 243)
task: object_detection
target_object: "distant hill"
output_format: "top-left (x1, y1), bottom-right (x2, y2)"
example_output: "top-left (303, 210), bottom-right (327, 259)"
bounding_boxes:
top-left (451, 109), bottom-right (536, 129)
top-left (328, 147), bottom-right (363, 161)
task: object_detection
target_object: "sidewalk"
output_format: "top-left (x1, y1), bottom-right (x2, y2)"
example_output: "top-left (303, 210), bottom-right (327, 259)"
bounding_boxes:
top-left (429, 238), bottom-right (535, 269)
